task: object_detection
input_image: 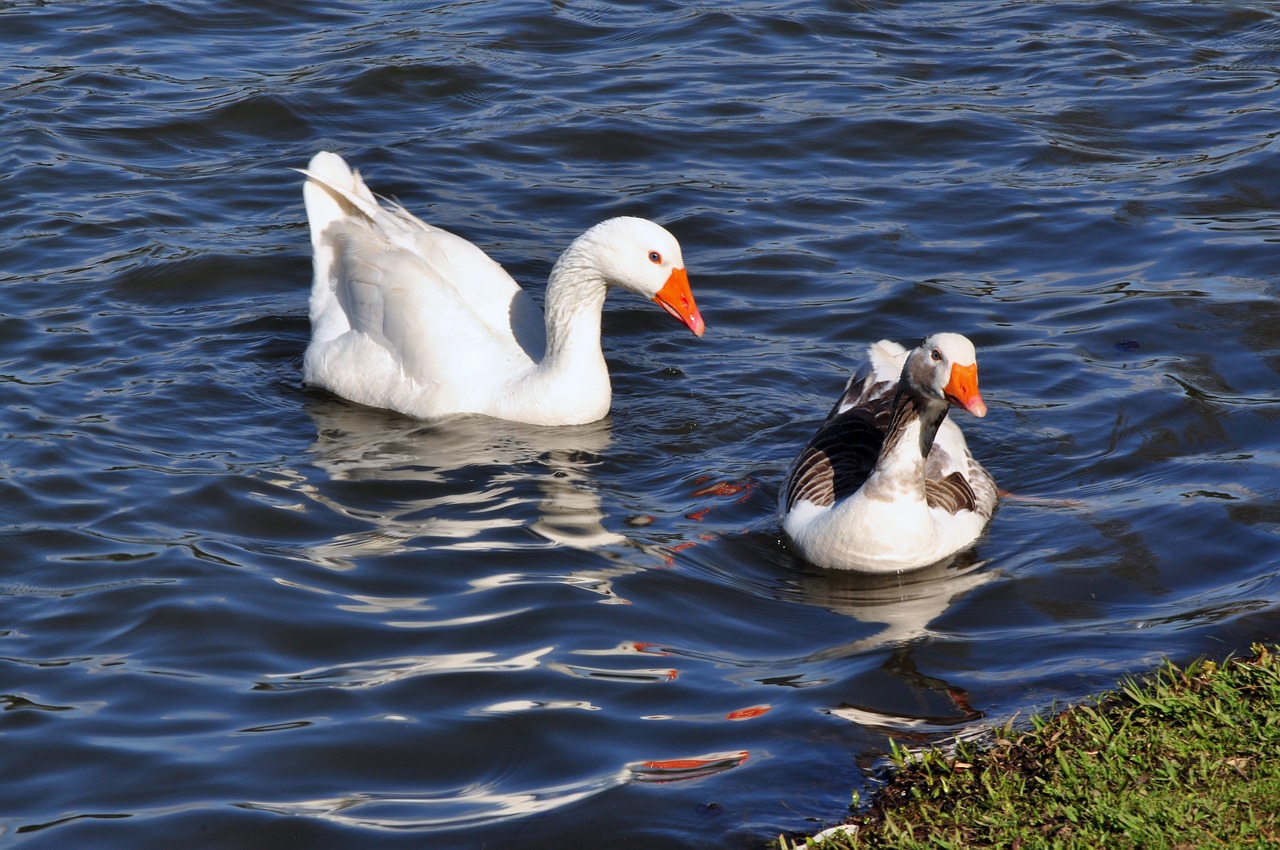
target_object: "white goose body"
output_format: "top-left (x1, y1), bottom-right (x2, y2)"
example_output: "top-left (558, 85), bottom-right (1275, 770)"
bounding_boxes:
top-left (300, 152), bottom-right (704, 426)
top-left (780, 334), bottom-right (997, 572)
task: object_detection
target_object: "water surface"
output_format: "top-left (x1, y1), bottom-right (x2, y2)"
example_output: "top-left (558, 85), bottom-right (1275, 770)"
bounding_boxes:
top-left (3, 1), bottom-right (1280, 847)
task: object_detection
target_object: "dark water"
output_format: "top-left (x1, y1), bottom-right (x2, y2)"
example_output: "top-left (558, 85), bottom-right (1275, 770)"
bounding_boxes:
top-left (4, 1), bottom-right (1280, 846)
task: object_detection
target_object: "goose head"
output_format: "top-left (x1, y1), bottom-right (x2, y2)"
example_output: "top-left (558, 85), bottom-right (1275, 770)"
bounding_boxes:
top-left (904, 332), bottom-right (987, 417)
top-left (573, 216), bottom-right (705, 337)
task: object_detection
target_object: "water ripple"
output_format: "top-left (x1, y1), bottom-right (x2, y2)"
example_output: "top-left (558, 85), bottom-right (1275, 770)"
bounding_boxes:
top-left (5, 1), bottom-right (1280, 848)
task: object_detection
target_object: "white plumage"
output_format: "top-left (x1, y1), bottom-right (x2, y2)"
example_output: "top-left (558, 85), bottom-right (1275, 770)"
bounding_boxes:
top-left (300, 152), bottom-right (704, 426)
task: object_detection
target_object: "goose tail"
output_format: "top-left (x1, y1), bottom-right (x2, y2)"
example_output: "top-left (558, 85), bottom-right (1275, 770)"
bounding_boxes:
top-left (298, 151), bottom-right (382, 249)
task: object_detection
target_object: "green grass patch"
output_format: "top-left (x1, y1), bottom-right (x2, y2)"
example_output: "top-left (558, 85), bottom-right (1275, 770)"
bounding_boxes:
top-left (783, 644), bottom-right (1280, 849)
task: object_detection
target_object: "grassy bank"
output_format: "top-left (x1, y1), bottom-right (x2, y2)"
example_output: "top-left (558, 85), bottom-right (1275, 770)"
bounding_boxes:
top-left (782, 644), bottom-right (1280, 849)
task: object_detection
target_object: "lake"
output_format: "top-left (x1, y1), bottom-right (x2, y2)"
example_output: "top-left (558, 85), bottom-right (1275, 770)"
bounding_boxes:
top-left (3, 1), bottom-right (1279, 847)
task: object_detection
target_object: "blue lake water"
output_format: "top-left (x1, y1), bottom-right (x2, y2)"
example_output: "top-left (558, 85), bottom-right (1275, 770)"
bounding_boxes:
top-left (4, 1), bottom-right (1280, 846)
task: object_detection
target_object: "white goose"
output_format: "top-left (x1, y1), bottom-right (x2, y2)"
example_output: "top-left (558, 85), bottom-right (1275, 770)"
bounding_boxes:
top-left (780, 333), bottom-right (997, 572)
top-left (299, 151), bottom-right (705, 426)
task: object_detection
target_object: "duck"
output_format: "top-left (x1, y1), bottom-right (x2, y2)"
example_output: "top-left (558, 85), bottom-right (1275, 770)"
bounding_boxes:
top-left (779, 333), bottom-right (997, 572)
top-left (299, 151), bottom-right (705, 426)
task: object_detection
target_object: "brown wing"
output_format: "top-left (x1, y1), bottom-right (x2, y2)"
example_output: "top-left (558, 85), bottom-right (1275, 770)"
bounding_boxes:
top-left (783, 386), bottom-right (898, 513)
top-left (923, 444), bottom-right (998, 517)
top-left (924, 470), bottom-right (978, 513)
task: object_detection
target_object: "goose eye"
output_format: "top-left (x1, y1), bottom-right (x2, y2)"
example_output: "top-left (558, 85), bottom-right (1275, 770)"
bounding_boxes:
top-left (648, 251), bottom-right (663, 265)
top-left (931, 349), bottom-right (943, 362)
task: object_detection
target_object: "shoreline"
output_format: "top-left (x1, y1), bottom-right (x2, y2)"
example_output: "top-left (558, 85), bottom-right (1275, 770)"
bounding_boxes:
top-left (781, 644), bottom-right (1280, 849)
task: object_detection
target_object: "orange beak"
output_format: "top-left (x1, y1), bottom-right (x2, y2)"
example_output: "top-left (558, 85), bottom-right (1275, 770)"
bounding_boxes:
top-left (943, 361), bottom-right (987, 417)
top-left (653, 267), bottom-right (705, 337)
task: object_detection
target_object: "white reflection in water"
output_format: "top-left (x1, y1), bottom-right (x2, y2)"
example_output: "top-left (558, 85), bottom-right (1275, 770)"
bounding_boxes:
top-left (239, 769), bottom-right (630, 830)
top-left (239, 751), bottom-right (748, 830)
top-left (796, 555), bottom-right (998, 658)
top-left (297, 399), bottom-right (628, 565)
top-left (259, 646), bottom-right (554, 690)
top-left (479, 698), bottom-right (601, 713)
top-left (794, 556), bottom-right (1000, 735)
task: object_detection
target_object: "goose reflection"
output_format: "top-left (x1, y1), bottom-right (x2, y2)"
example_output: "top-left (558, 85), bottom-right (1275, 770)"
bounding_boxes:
top-left (300, 398), bottom-right (628, 567)
top-left (792, 554), bottom-right (999, 735)
top-left (796, 554), bottom-right (997, 657)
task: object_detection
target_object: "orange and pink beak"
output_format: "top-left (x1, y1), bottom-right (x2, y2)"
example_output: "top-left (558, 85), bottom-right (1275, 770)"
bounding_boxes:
top-left (653, 267), bottom-right (705, 337)
top-left (943, 361), bottom-right (987, 417)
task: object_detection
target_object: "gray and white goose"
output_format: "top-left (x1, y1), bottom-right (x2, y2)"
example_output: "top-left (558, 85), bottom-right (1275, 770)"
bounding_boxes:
top-left (780, 333), bottom-right (997, 572)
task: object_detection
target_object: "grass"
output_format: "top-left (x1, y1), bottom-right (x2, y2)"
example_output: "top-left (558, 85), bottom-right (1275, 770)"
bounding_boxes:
top-left (780, 644), bottom-right (1280, 850)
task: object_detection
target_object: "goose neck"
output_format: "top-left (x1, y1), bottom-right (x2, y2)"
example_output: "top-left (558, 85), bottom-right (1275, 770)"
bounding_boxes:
top-left (870, 387), bottom-right (951, 493)
top-left (540, 250), bottom-right (609, 368)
